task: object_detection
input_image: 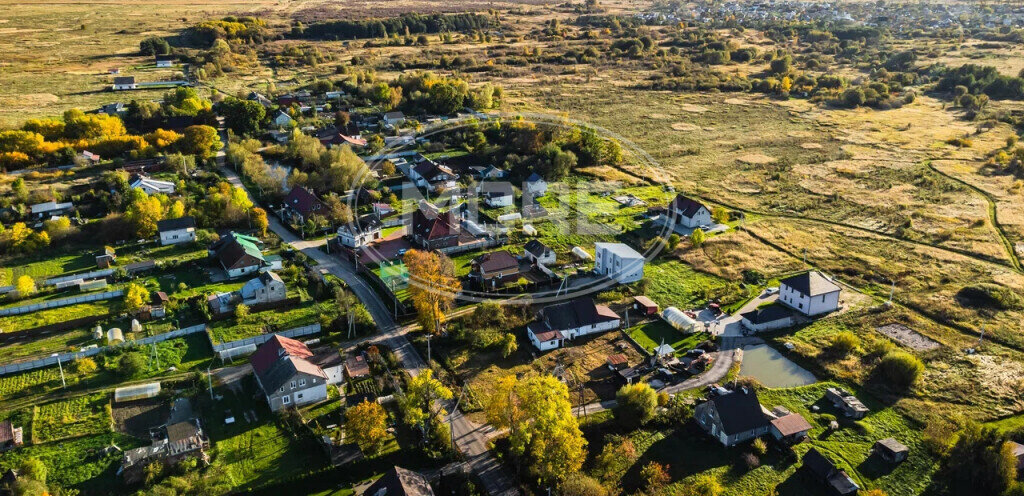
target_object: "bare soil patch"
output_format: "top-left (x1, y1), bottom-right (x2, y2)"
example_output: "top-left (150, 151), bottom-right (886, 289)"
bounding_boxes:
top-left (679, 103), bottom-right (709, 113)
top-left (876, 323), bottom-right (941, 351)
top-left (800, 142), bottom-right (823, 149)
top-left (736, 153), bottom-right (777, 164)
top-left (671, 122), bottom-right (700, 131)
top-left (112, 397), bottom-right (170, 438)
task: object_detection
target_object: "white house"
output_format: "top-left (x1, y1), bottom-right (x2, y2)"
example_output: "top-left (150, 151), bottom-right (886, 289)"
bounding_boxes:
top-left (524, 239), bottom-right (556, 265)
top-left (383, 111), bottom-right (405, 126)
top-left (668, 194), bottom-right (712, 229)
top-left (408, 158), bottom-right (457, 190)
top-left (479, 181), bottom-right (514, 208)
top-left (29, 201), bottom-right (74, 219)
top-left (523, 172), bottom-right (548, 197)
top-left (157, 217), bottom-right (196, 246)
top-left (250, 336), bottom-right (329, 412)
top-left (740, 304), bottom-right (795, 332)
top-left (155, 55), bottom-right (174, 68)
top-left (594, 242), bottom-right (645, 284)
top-left (778, 271), bottom-right (841, 316)
top-left (112, 76), bottom-right (136, 91)
top-left (240, 271), bottom-right (287, 306)
top-left (526, 298), bottom-right (620, 350)
top-left (273, 110), bottom-right (293, 128)
top-left (337, 215), bottom-right (383, 248)
top-left (130, 174), bottom-right (176, 195)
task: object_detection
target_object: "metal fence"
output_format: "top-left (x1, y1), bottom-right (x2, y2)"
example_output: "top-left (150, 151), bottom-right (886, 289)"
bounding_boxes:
top-left (43, 269), bottom-right (115, 286)
top-left (209, 323), bottom-right (322, 353)
top-left (0, 324), bottom-right (207, 376)
top-left (437, 236), bottom-right (506, 256)
top-left (0, 289), bottom-right (124, 317)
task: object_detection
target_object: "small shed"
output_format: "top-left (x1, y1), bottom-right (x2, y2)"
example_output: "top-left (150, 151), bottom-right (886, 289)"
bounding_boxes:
top-left (131, 319), bottom-right (143, 333)
top-left (522, 224), bottom-right (537, 236)
top-left (770, 413), bottom-right (813, 443)
top-left (872, 438), bottom-right (909, 464)
top-left (571, 246), bottom-right (592, 261)
top-left (633, 296), bottom-right (658, 316)
top-left (662, 306), bottom-right (697, 333)
top-left (606, 354), bottom-right (628, 371)
top-left (93, 325), bottom-right (103, 340)
top-left (114, 382), bottom-right (161, 402)
top-left (107, 327), bottom-right (124, 344)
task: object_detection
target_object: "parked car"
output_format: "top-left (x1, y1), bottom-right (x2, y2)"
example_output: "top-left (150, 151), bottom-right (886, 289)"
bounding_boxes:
top-left (765, 287), bottom-right (780, 295)
top-left (686, 348), bottom-right (706, 357)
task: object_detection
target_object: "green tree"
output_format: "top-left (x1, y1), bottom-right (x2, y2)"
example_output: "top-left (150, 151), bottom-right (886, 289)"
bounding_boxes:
top-left (124, 283), bottom-right (149, 313)
top-left (940, 423), bottom-right (1017, 496)
top-left (668, 233), bottom-right (681, 251)
top-left (221, 98), bottom-right (266, 136)
top-left (427, 82), bottom-right (466, 114)
top-left (558, 474), bottom-right (608, 496)
top-left (691, 228), bottom-right (706, 247)
top-left (401, 369), bottom-right (453, 439)
top-left (117, 351), bottom-right (149, 378)
top-left (501, 333), bottom-right (518, 358)
top-left (613, 383), bottom-right (658, 429)
top-left (346, 400), bottom-right (388, 454)
top-left (234, 303), bottom-right (250, 320)
top-left (177, 125), bottom-right (222, 159)
top-left (18, 458), bottom-right (47, 484)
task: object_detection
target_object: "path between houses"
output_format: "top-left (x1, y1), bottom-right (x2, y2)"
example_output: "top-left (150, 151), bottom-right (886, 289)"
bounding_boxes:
top-left (218, 156), bottom-right (521, 496)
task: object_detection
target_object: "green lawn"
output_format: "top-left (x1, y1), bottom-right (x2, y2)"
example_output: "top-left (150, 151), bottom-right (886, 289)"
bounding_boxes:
top-left (626, 320), bottom-right (708, 356)
top-left (643, 258), bottom-right (742, 311)
top-left (0, 251), bottom-right (96, 286)
top-left (0, 300), bottom-right (117, 333)
top-left (32, 392), bottom-right (112, 443)
top-left (0, 432), bottom-right (145, 494)
top-left (207, 300), bottom-right (332, 345)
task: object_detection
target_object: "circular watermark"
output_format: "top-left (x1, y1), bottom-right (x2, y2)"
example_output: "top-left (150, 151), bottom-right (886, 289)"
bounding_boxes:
top-left (342, 112), bottom-right (680, 305)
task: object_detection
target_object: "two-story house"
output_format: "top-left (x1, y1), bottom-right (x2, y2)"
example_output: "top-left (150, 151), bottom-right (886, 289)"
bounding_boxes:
top-left (240, 271), bottom-right (287, 306)
top-left (157, 216), bottom-right (196, 246)
top-left (337, 215), bottom-right (384, 248)
top-left (694, 387), bottom-right (771, 447)
top-left (250, 335), bottom-right (333, 411)
top-left (778, 271), bottom-right (841, 316)
top-left (411, 207), bottom-right (460, 250)
top-left (594, 242), bottom-right (645, 284)
top-left (526, 298), bottom-right (620, 351)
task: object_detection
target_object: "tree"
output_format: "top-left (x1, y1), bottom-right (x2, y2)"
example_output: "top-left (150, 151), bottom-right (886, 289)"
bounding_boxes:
top-left (679, 474), bottom-right (722, 496)
top-left (221, 98), bottom-right (266, 136)
top-left (15, 275), bottom-right (35, 296)
top-left (875, 350), bottom-right (924, 389)
top-left (668, 233), bottom-right (681, 251)
top-left (140, 36), bottom-right (170, 55)
top-left (168, 200), bottom-right (186, 219)
top-left (712, 206), bottom-right (729, 224)
top-left (124, 283), bottom-right (149, 313)
top-left (484, 375), bottom-right (587, 483)
top-left (251, 207), bottom-right (269, 236)
top-left (593, 436), bottom-right (637, 483)
top-left (558, 474), bottom-right (608, 496)
top-left (401, 369), bottom-right (453, 441)
top-left (500, 333), bottom-right (518, 358)
top-left (404, 250), bottom-right (461, 334)
top-left (177, 125), bottom-right (222, 159)
top-left (235, 303), bottom-right (250, 320)
top-left (830, 331), bottom-right (860, 356)
top-left (614, 383), bottom-right (658, 429)
top-left (125, 191), bottom-right (164, 238)
top-left (940, 423), bottom-right (1017, 496)
top-left (640, 462), bottom-right (671, 492)
top-left (117, 351), bottom-right (149, 378)
top-left (691, 228), bottom-right (706, 247)
top-left (346, 400), bottom-right (388, 454)
top-left (73, 357), bottom-right (98, 375)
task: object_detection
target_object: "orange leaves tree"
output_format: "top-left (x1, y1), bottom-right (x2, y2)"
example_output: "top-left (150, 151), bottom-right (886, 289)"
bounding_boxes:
top-left (403, 249), bottom-right (460, 334)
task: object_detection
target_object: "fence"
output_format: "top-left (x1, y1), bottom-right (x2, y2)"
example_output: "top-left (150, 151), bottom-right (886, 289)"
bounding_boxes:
top-left (43, 269), bottom-right (114, 286)
top-left (436, 236), bottom-right (506, 256)
top-left (0, 324), bottom-right (207, 376)
top-left (0, 286), bottom-right (13, 295)
top-left (209, 323), bottom-right (322, 354)
top-left (0, 289), bottom-right (124, 317)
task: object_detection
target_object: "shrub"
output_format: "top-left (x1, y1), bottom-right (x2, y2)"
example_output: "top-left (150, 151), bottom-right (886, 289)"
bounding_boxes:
top-left (957, 284), bottom-right (1023, 310)
top-left (875, 351), bottom-right (924, 389)
top-left (829, 331), bottom-right (860, 356)
top-left (613, 383), bottom-right (658, 429)
top-left (558, 474), bottom-right (608, 496)
top-left (72, 358), bottom-right (98, 375)
top-left (117, 351), bottom-right (149, 378)
top-left (751, 437), bottom-right (767, 455)
top-left (679, 473), bottom-right (722, 496)
top-left (640, 462), bottom-right (670, 491)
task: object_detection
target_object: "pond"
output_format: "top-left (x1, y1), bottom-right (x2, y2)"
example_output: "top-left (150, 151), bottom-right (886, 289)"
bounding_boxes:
top-left (739, 344), bottom-right (817, 388)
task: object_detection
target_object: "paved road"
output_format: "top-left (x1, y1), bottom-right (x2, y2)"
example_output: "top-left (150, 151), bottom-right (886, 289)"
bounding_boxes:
top-left (218, 155), bottom-right (520, 495)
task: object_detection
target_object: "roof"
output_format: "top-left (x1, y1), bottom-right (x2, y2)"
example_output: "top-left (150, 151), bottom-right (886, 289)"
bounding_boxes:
top-left (285, 187), bottom-right (324, 218)
top-left (780, 271), bottom-right (841, 297)
top-left (1010, 441), bottom-right (1024, 458)
top-left (213, 233), bottom-right (265, 269)
top-left (803, 448), bottom-right (860, 495)
top-left (413, 160), bottom-right (453, 180)
top-left (633, 295), bottom-right (657, 309)
top-left (362, 466), bottom-right (434, 496)
top-left (157, 216), bottom-right (196, 232)
top-left (130, 174), bottom-right (175, 191)
top-left (532, 329), bottom-right (565, 342)
top-left (155, 55), bottom-right (175, 61)
top-left (524, 239), bottom-right (551, 258)
top-left (595, 242), bottom-right (644, 260)
top-left (706, 388), bottom-right (769, 435)
top-left (339, 215), bottom-right (383, 236)
top-left (345, 355), bottom-right (371, 378)
top-left (540, 298), bottom-right (619, 331)
top-left (310, 350), bottom-right (344, 369)
top-left (250, 334), bottom-right (313, 375)
top-left (741, 304), bottom-right (792, 324)
top-left (384, 111), bottom-right (405, 120)
top-left (30, 201), bottom-right (73, 214)
top-left (669, 194), bottom-right (708, 217)
top-left (479, 181), bottom-right (514, 197)
top-left (525, 172), bottom-right (544, 183)
top-left (770, 413), bottom-right (813, 436)
top-left (475, 250), bottom-right (518, 273)
top-left (607, 354), bottom-right (628, 365)
top-left (113, 76), bottom-right (135, 85)
top-left (874, 437), bottom-right (909, 455)
top-left (0, 421), bottom-right (15, 444)
top-left (412, 207), bottom-right (459, 242)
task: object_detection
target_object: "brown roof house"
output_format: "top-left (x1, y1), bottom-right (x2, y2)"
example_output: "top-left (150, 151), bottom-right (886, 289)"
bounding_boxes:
top-left (769, 412), bottom-right (813, 444)
top-left (250, 335), bottom-right (341, 411)
top-left (411, 206), bottom-right (460, 250)
top-left (694, 387), bottom-right (771, 447)
top-left (470, 250), bottom-right (522, 290)
top-left (0, 421), bottom-right (23, 453)
top-left (526, 298), bottom-right (620, 351)
top-left (283, 187), bottom-right (325, 225)
top-left (361, 466), bottom-right (434, 496)
top-left (208, 232), bottom-right (267, 279)
top-left (667, 194), bottom-right (711, 229)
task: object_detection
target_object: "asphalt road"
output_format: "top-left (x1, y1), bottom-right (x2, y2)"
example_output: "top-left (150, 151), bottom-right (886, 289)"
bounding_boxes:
top-left (217, 152), bottom-right (520, 495)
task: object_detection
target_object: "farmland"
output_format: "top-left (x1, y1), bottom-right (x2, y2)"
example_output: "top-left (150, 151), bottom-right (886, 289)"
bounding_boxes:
top-left (31, 392), bottom-right (112, 443)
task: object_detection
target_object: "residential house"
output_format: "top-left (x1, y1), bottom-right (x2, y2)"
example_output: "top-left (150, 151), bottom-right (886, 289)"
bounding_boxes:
top-left (122, 419), bottom-right (209, 484)
top-left (478, 181), bottom-right (514, 208)
top-left (240, 271), bottom-right (287, 305)
top-left (247, 91), bottom-right (272, 108)
top-left (79, 150), bottom-right (101, 164)
top-left (471, 250), bottom-right (521, 290)
top-left (250, 335), bottom-right (334, 411)
top-left (373, 203), bottom-right (396, 218)
top-left (872, 438), bottom-right (909, 464)
top-left (632, 295), bottom-right (659, 316)
top-left (523, 172), bottom-right (547, 197)
top-left (523, 239), bottom-right (555, 265)
top-left (606, 354), bottom-right (629, 371)
top-left (149, 291), bottom-right (169, 319)
top-left (667, 194), bottom-right (712, 229)
top-left (29, 200), bottom-right (73, 219)
top-left (778, 271), bottom-right (842, 316)
top-left (694, 387), bottom-right (771, 447)
top-left (802, 448), bottom-right (860, 496)
top-left (769, 412), bottom-right (813, 444)
top-left (594, 242), bottom-right (645, 284)
top-left (337, 215), bottom-right (383, 248)
top-left (408, 159), bottom-right (457, 191)
top-left (345, 354), bottom-right (371, 380)
top-left (206, 291), bottom-right (235, 315)
top-left (98, 102), bottom-right (126, 116)
top-left (740, 304), bottom-right (795, 332)
top-left (361, 466), bottom-right (434, 496)
top-left (155, 55), bottom-right (174, 67)
top-left (310, 348), bottom-right (345, 385)
top-left (411, 207), bottom-right (460, 250)
top-left (383, 111), bottom-right (406, 127)
top-left (112, 76), bottom-right (136, 91)
top-left (209, 232), bottom-right (266, 279)
top-left (825, 387), bottom-right (869, 419)
top-left (157, 216), bottom-right (196, 246)
top-left (473, 164), bottom-right (508, 180)
top-left (273, 110), bottom-right (294, 128)
top-left (130, 174), bottom-right (176, 194)
top-left (0, 421), bottom-right (23, 453)
top-left (526, 298), bottom-right (620, 351)
top-left (282, 187), bottom-right (325, 225)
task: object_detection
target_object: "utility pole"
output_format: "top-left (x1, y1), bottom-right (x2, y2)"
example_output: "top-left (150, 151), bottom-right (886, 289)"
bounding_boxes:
top-left (52, 353), bottom-right (66, 388)
top-left (207, 365), bottom-right (214, 400)
top-left (426, 335), bottom-right (432, 364)
top-left (978, 325), bottom-right (986, 348)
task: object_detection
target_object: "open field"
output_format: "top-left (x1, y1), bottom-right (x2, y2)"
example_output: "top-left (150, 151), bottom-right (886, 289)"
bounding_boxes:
top-left (32, 392), bottom-right (112, 443)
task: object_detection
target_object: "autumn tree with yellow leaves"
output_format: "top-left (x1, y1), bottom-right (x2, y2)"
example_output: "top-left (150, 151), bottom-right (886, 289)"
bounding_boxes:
top-left (404, 249), bottom-right (460, 334)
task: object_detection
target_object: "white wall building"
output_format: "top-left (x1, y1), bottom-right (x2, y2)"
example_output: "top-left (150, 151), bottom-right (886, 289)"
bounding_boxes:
top-left (777, 271), bottom-right (841, 316)
top-left (594, 242), bottom-right (645, 284)
top-left (130, 174), bottom-right (176, 195)
top-left (157, 217), bottom-right (196, 246)
top-left (668, 194), bottom-right (712, 229)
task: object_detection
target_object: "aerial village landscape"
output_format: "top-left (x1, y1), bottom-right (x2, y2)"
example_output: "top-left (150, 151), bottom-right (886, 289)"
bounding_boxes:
top-left (1, 0), bottom-right (1024, 495)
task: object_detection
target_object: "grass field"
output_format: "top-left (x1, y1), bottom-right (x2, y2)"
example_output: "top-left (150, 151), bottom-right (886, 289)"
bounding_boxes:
top-left (206, 300), bottom-right (329, 345)
top-left (0, 432), bottom-right (145, 493)
top-left (626, 321), bottom-right (708, 356)
top-left (32, 392), bottom-right (112, 443)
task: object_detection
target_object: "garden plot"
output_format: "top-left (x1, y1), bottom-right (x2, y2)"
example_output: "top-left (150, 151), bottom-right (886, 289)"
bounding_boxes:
top-left (0, 367), bottom-right (62, 401)
top-left (32, 392), bottom-right (112, 443)
top-left (876, 323), bottom-right (941, 351)
top-left (112, 396), bottom-right (170, 438)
